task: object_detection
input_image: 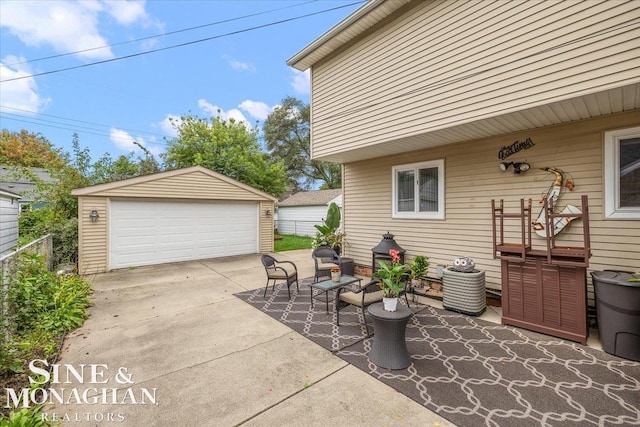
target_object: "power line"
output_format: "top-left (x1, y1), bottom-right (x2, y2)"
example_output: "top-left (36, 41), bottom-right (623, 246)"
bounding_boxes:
top-left (0, 105), bottom-right (167, 141)
top-left (0, 114), bottom-right (168, 147)
top-left (4, 0), bottom-right (319, 67)
top-left (0, 1), bottom-right (364, 83)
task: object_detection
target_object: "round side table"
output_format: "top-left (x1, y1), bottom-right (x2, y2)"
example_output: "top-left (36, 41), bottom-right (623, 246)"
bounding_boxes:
top-left (367, 302), bottom-right (413, 369)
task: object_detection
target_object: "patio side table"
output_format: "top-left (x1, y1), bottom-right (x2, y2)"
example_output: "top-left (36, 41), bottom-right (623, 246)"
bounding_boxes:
top-left (367, 303), bottom-right (413, 369)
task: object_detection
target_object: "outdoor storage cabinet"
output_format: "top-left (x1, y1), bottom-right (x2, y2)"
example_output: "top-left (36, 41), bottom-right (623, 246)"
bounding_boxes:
top-left (443, 268), bottom-right (486, 316)
top-left (590, 271), bottom-right (640, 362)
top-left (501, 255), bottom-right (587, 344)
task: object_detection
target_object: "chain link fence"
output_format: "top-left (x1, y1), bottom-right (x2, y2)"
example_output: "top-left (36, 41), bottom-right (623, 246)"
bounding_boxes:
top-left (1, 234), bottom-right (53, 343)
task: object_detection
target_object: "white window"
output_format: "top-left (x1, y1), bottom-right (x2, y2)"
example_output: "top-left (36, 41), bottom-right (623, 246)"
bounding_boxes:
top-left (604, 126), bottom-right (640, 219)
top-left (392, 159), bottom-right (444, 219)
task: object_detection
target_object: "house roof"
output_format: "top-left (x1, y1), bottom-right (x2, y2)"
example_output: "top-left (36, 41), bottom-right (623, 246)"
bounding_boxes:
top-left (0, 188), bottom-right (21, 199)
top-left (0, 166), bottom-right (54, 200)
top-left (288, 0), bottom-right (411, 71)
top-left (71, 165), bottom-right (277, 202)
top-left (278, 189), bottom-right (342, 207)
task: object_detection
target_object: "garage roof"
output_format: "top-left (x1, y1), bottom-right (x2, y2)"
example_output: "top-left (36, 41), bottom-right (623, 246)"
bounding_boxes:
top-left (71, 166), bottom-right (277, 201)
top-left (278, 189), bottom-right (342, 207)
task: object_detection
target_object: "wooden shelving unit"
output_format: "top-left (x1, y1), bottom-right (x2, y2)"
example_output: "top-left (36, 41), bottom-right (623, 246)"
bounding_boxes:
top-left (491, 195), bottom-right (591, 344)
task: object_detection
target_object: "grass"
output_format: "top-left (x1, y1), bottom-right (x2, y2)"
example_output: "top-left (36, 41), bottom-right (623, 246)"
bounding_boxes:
top-left (275, 233), bottom-right (313, 252)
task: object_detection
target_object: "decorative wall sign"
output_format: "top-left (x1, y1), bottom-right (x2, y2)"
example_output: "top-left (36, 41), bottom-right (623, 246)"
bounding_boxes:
top-left (498, 137), bottom-right (535, 160)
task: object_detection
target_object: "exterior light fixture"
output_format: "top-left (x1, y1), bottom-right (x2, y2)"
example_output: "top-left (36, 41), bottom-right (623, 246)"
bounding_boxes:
top-left (265, 209), bottom-right (272, 217)
top-left (500, 161), bottom-right (531, 174)
top-left (499, 162), bottom-right (513, 171)
top-left (89, 209), bottom-right (99, 222)
top-left (513, 162), bottom-right (530, 174)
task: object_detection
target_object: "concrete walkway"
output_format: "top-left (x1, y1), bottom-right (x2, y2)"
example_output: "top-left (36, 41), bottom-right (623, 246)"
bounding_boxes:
top-left (50, 250), bottom-right (453, 426)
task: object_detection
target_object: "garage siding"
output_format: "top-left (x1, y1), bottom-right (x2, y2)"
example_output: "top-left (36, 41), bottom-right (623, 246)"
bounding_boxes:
top-left (260, 201), bottom-right (275, 252)
top-left (74, 167), bottom-right (276, 274)
top-left (78, 196), bottom-right (109, 274)
top-left (95, 170), bottom-right (267, 201)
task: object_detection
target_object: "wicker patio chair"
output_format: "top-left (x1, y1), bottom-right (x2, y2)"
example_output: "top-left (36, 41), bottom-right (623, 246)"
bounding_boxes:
top-left (261, 255), bottom-right (299, 299)
top-left (335, 280), bottom-right (410, 336)
top-left (312, 247), bottom-right (341, 281)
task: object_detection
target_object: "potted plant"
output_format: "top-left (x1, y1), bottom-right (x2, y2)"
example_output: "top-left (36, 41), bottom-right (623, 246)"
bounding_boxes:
top-left (373, 249), bottom-right (407, 311)
top-left (312, 202), bottom-right (346, 254)
top-left (330, 266), bottom-right (341, 282)
top-left (408, 255), bottom-right (429, 288)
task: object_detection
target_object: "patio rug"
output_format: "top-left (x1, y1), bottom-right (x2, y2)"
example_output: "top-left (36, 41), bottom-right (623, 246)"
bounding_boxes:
top-left (234, 278), bottom-right (640, 426)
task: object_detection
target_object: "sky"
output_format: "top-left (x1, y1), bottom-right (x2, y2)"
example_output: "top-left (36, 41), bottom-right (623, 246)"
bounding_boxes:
top-left (0, 0), bottom-right (363, 161)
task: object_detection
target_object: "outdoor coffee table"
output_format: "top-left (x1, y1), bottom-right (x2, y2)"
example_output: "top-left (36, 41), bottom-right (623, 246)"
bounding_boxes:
top-left (309, 275), bottom-right (362, 314)
top-left (367, 302), bottom-right (413, 369)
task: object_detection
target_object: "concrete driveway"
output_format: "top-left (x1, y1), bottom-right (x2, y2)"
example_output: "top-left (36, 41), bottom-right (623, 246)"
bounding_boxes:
top-left (50, 250), bottom-right (452, 426)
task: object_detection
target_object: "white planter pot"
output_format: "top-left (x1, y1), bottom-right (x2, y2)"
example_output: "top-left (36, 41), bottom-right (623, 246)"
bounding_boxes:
top-left (331, 271), bottom-right (341, 282)
top-left (382, 297), bottom-right (399, 312)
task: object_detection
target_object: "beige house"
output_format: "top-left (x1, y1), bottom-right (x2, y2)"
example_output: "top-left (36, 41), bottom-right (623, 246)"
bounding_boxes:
top-left (72, 166), bottom-right (276, 274)
top-left (288, 0), bottom-right (640, 296)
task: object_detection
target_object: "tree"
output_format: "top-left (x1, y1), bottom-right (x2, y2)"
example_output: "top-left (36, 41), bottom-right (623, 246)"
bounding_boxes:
top-left (162, 114), bottom-right (287, 197)
top-left (90, 145), bottom-right (160, 185)
top-left (262, 96), bottom-right (341, 190)
top-left (0, 129), bottom-right (64, 168)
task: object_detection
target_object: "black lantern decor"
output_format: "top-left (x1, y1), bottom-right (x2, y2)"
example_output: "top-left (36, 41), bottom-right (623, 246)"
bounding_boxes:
top-left (371, 232), bottom-right (405, 270)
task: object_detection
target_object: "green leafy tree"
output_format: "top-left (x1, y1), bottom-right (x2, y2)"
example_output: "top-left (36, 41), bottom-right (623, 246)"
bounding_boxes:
top-left (90, 145), bottom-right (160, 185)
top-left (162, 114), bottom-right (287, 196)
top-left (262, 96), bottom-right (341, 190)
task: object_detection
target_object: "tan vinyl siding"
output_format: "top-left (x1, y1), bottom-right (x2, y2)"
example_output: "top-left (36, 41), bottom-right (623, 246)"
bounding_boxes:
top-left (343, 112), bottom-right (640, 299)
top-left (77, 196), bottom-right (108, 275)
top-left (74, 167), bottom-right (276, 274)
top-left (259, 201), bottom-right (275, 252)
top-left (95, 170), bottom-right (266, 201)
top-left (311, 0), bottom-right (640, 159)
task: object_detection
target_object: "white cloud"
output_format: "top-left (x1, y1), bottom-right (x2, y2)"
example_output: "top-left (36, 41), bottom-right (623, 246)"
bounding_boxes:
top-left (0, 1), bottom-right (114, 60)
top-left (228, 59), bottom-right (256, 72)
top-left (238, 100), bottom-right (273, 121)
top-left (0, 1), bottom-right (159, 61)
top-left (109, 128), bottom-right (139, 151)
top-left (0, 56), bottom-right (51, 112)
top-left (290, 68), bottom-right (310, 95)
top-left (104, 0), bottom-right (149, 25)
top-left (158, 114), bottom-right (181, 138)
top-left (198, 99), bottom-right (250, 127)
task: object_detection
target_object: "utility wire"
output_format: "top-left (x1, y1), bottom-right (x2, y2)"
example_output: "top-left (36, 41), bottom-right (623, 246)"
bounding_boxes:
top-left (4, 0), bottom-right (319, 67)
top-left (1, 114), bottom-right (167, 147)
top-left (0, 105), bottom-right (167, 140)
top-left (0, 1), bottom-right (364, 83)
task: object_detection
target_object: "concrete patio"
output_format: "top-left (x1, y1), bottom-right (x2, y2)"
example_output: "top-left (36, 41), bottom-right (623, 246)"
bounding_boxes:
top-left (51, 250), bottom-right (455, 426)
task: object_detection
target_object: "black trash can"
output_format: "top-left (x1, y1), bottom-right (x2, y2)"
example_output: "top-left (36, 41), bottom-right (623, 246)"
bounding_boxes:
top-left (590, 271), bottom-right (640, 362)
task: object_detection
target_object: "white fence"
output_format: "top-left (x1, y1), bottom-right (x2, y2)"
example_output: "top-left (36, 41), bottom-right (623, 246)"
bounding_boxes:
top-left (275, 220), bottom-right (320, 237)
top-left (1, 234), bottom-right (53, 342)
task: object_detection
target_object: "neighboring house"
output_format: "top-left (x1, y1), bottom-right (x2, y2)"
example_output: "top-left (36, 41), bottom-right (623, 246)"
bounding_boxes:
top-left (0, 166), bottom-right (55, 212)
top-left (0, 189), bottom-right (21, 256)
top-left (288, 0), bottom-right (640, 295)
top-left (277, 189), bottom-right (342, 237)
top-left (72, 166), bottom-right (277, 274)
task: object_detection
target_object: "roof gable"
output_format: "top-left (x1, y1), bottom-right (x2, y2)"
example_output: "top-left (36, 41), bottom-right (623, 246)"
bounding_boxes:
top-left (71, 166), bottom-right (277, 202)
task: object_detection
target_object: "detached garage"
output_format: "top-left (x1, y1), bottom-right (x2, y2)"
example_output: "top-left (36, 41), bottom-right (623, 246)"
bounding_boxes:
top-left (72, 166), bottom-right (276, 274)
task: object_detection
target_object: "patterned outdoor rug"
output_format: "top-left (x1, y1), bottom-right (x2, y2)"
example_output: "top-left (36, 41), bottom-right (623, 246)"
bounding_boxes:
top-left (235, 278), bottom-right (640, 426)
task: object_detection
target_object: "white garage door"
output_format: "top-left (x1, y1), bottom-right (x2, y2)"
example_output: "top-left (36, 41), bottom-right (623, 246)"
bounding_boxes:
top-left (109, 200), bottom-right (258, 269)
